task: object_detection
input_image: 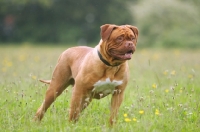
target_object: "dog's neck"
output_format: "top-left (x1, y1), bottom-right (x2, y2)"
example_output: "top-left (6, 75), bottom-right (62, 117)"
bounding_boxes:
top-left (97, 50), bottom-right (120, 66)
top-left (96, 40), bottom-right (122, 67)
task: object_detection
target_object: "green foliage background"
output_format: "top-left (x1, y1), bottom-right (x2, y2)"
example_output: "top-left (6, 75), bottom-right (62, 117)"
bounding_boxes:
top-left (131, 0), bottom-right (200, 48)
top-left (0, 0), bottom-right (200, 48)
top-left (0, 0), bottom-right (133, 44)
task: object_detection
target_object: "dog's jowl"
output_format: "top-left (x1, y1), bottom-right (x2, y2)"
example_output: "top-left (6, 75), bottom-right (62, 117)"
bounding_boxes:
top-left (34, 24), bottom-right (139, 125)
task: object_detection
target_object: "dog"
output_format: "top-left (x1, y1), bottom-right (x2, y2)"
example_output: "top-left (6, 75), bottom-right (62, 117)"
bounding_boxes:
top-left (34, 24), bottom-right (138, 125)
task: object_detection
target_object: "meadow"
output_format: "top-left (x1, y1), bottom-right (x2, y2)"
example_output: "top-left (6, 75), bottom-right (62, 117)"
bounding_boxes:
top-left (0, 45), bottom-right (199, 132)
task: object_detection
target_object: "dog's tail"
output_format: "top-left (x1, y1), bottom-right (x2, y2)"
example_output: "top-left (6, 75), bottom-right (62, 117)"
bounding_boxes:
top-left (39, 79), bottom-right (51, 84)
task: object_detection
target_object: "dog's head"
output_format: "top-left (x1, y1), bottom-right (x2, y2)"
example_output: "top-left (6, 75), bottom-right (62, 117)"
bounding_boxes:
top-left (99, 24), bottom-right (138, 65)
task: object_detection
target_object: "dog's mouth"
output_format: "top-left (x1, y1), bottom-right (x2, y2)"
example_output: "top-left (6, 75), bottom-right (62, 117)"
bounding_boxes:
top-left (111, 49), bottom-right (134, 60)
top-left (124, 50), bottom-right (134, 59)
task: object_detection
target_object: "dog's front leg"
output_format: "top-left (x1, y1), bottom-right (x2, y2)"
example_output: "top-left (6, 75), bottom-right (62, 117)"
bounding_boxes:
top-left (109, 89), bottom-right (124, 125)
top-left (69, 86), bottom-right (91, 122)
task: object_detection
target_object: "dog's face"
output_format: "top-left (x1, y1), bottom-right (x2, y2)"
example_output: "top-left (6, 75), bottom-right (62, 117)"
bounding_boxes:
top-left (100, 24), bottom-right (138, 61)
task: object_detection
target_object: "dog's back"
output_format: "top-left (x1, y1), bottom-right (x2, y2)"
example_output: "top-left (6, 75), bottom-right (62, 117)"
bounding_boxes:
top-left (60, 46), bottom-right (93, 77)
top-left (39, 46), bottom-right (93, 85)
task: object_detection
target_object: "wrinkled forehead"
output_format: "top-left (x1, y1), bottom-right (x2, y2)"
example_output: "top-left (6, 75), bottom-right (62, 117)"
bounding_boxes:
top-left (110, 26), bottom-right (134, 37)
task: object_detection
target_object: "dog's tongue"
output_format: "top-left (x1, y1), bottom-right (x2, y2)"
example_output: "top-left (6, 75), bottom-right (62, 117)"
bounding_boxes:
top-left (124, 53), bottom-right (132, 59)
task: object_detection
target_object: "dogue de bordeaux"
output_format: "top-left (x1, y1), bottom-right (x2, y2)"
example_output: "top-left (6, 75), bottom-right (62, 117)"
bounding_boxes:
top-left (34, 24), bottom-right (139, 125)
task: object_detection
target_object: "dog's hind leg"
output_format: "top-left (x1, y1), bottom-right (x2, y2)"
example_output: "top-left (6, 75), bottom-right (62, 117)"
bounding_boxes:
top-left (34, 62), bottom-right (73, 121)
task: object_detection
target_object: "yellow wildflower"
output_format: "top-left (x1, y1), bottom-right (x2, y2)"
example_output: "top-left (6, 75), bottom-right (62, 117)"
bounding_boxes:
top-left (170, 70), bottom-right (176, 75)
top-left (13, 72), bottom-right (17, 77)
top-left (155, 109), bottom-right (160, 115)
top-left (163, 70), bottom-right (168, 75)
top-left (31, 75), bottom-right (37, 80)
top-left (152, 83), bottom-right (157, 88)
top-left (139, 110), bottom-right (144, 114)
top-left (34, 56), bottom-right (40, 62)
top-left (3, 58), bottom-right (13, 67)
top-left (188, 74), bottom-right (193, 79)
top-left (2, 67), bottom-right (7, 72)
top-left (123, 114), bottom-right (128, 117)
top-left (124, 118), bottom-right (131, 122)
top-left (174, 49), bottom-right (180, 57)
top-left (133, 118), bottom-right (137, 122)
top-left (152, 53), bottom-right (159, 60)
top-left (165, 89), bottom-right (169, 93)
top-left (18, 54), bottom-right (26, 62)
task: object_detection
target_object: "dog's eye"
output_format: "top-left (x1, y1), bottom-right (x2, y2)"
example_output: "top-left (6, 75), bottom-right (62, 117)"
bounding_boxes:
top-left (117, 36), bottom-right (124, 41)
top-left (131, 37), bottom-right (135, 41)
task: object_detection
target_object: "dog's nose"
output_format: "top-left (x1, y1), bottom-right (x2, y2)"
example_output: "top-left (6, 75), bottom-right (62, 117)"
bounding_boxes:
top-left (125, 41), bottom-right (134, 48)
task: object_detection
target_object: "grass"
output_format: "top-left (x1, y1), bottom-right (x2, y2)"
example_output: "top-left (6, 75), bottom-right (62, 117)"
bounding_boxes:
top-left (0, 45), bottom-right (200, 132)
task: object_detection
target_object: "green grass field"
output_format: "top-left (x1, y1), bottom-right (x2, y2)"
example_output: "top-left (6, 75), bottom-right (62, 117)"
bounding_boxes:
top-left (0, 46), bottom-right (199, 132)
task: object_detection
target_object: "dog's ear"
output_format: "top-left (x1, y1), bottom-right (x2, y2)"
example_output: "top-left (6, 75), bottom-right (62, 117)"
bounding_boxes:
top-left (126, 25), bottom-right (139, 41)
top-left (100, 24), bottom-right (117, 41)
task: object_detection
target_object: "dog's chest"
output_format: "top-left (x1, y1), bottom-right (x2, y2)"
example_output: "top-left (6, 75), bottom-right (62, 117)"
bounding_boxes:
top-left (92, 78), bottom-right (123, 95)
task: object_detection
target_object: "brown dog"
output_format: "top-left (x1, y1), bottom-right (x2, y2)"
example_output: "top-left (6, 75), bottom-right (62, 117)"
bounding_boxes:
top-left (34, 24), bottom-right (138, 125)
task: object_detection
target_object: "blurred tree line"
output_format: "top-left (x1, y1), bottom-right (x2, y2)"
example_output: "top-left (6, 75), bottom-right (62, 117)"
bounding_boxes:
top-left (0, 0), bottom-right (200, 48)
top-left (131, 0), bottom-right (200, 48)
top-left (0, 0), bottom-right (134, 44)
